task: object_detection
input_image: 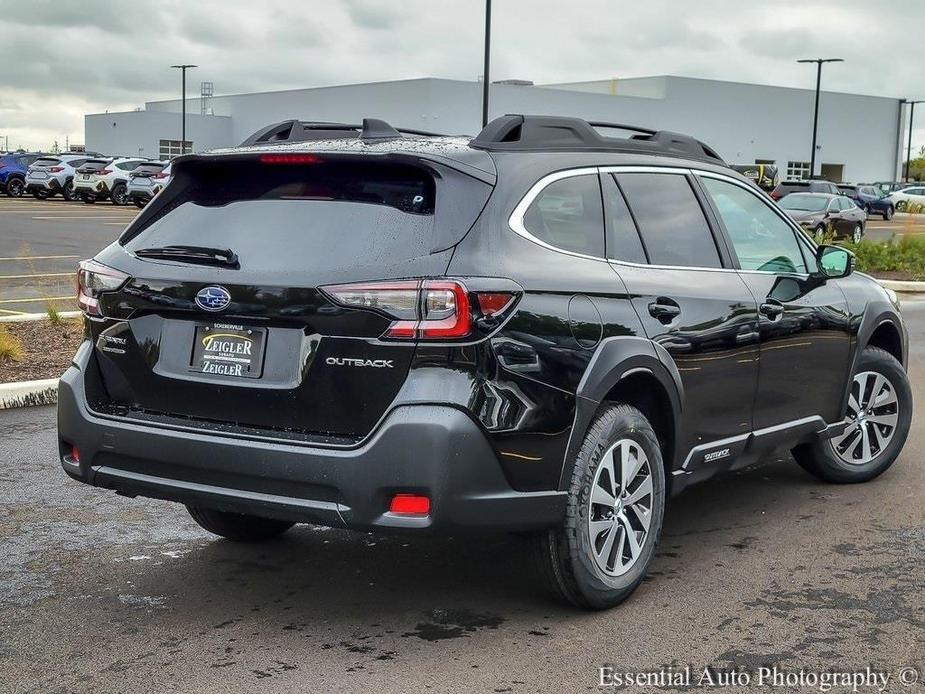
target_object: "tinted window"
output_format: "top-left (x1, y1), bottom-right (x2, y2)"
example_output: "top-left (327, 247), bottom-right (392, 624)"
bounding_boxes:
top-left (33, 158), bottom-right (61, 167)
top-left (702, 177), bottom-right (807, 274)
top-left (617, 173), bottom-right (720, 268)
top-left (602, 175), bottom-right (646, 263)
top-left (522, 174), bottom-right (604, 256)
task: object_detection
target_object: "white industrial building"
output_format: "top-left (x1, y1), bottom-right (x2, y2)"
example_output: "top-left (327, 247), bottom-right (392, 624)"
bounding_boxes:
top-left (85, 75), bottom-right (910, 182)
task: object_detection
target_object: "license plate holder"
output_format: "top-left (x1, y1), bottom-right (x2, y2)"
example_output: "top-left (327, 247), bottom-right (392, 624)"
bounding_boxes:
top-left (190, 323), bottom-right (266, 379)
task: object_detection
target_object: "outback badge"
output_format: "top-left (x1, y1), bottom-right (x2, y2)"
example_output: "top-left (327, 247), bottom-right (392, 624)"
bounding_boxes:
top-left (195, 286), bottom-right (232, 312)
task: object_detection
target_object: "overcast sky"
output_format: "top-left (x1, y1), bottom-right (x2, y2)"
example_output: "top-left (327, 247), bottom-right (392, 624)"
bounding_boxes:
top-left (2, 0), bottom-right (923, 153)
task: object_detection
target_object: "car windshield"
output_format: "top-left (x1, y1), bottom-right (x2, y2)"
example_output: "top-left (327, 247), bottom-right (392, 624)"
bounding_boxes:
top-left (780, 194), bottom-right (828, 212)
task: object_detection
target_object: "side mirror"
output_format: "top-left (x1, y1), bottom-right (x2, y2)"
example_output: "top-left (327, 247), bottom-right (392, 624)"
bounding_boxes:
top-left (816, 245), bottom-right (854, 279)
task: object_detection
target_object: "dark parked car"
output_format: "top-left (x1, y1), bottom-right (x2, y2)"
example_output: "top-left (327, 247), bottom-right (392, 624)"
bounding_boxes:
top-left (769, 179), bottom-right (840, 201)
top-left (838, 184), bottom-right (895, 220)
top-left (0, 151), bottom-right (44, 197)
top-left (58, 116), bottom-right (912, 609)
top-left (778, 192), bottom-right (867, 242)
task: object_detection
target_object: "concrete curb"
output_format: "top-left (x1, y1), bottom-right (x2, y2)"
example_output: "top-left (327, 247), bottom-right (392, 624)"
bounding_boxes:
top-left (877, 279), bottom-right (925, 293)
top-left (0, 378), bottom-right (58, 410)
top-left (0, 311), bottom-right (81, 324)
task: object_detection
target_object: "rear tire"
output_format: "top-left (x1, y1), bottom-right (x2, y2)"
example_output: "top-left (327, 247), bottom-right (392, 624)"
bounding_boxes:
top-left (532, 404), bottom-right (665, 609)
top-left (81, 195), bottom-right (95, 204)
top-left (883, 206), bottom-right (893, 221)
top-left (110, 183), bottom-right (127, 206)
top-left (32, 191), bottom-right (49, 200)
top-left (61, 179), bottom-right (75, 201)
top-left (187, 506), bottom-right (295, 542)
top-left (851, 223), bottom-right (863, 244)
top-left (793, 347), bottom-right (911, 484)
top-left (133, 198), bottom-right (146, 209)
top-left (6, 178), bottom-right (24, 197)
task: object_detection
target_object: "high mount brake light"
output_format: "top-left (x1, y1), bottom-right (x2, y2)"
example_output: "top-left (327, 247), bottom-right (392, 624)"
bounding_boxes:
top-left (259, 154), bottom-right (323, 165)
top-left (77, 260), bottom-right (128, 317)
top-left (321, 280), bottom-right (517, 341)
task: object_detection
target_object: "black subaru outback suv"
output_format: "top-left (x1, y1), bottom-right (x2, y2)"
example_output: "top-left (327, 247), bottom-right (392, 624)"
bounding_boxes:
top-left (58, 116), bottom-right (912, 609)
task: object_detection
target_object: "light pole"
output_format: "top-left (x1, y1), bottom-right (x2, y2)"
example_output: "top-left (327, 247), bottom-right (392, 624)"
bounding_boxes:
top-left (903, 100), bottom-right (923, 182)
top-left (797, 58), bottom-right (843, 178)
top-left (481, 0), bottom-right (491, 128)
top-left (170, 64), bottom-right (197, 154)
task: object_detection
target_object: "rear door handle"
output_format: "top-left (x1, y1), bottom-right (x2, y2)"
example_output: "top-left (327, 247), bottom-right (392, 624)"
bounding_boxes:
top-left (759, 300), bottom-right (785, 320)
top-left (648, 298), bottom-right (681, 323)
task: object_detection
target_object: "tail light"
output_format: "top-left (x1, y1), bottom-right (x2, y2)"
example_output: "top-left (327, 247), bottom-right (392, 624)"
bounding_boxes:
top-left (48, 166), bottom-right (64, 173)
top-left (321, 279), bottom-right (518, 341)
top-left (152, 171), bottom-right (169, 180)
top-left (77, 260), bottom-right (128, 317)
top-left (98, 168), bottom-right (112, 176)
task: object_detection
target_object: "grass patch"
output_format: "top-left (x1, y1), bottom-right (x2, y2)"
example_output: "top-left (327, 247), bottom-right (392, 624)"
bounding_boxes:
top-left (46, 301), bottom-right (63, 326)
top-left (843, 235), bottom-right (925, 281)
top-left (0, 326), bottom-right (25, 363)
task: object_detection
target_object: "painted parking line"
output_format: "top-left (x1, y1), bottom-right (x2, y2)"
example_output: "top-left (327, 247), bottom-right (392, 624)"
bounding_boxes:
top-left (0, 273), bottom-right (73, 280)
top-left (0, 308), bottom-right (27, 316)
top-left (0, 255), bottom-right (79, 261)
top-left (0, 295), bottom-right (73, 305)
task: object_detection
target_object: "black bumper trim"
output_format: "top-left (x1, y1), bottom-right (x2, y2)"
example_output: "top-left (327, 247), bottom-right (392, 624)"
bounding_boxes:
top-left (58, 352), bottom-right (567, 533)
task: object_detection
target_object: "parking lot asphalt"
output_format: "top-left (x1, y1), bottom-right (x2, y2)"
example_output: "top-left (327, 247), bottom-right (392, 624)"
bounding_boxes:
top-left (0, 304), bottom-right (922, 692)
top-left (0, 196), bottom-right (135, 316)
top-left (0, 195), bottom-right (922, 318)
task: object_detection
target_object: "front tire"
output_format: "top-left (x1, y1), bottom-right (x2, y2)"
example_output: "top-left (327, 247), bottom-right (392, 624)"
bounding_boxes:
top-left (533, 404), bottom-right (665, 609)
top-left (851, 223), bottom-right (863, 244)
top-left (793, 347), bottom-right (912, 484)
top-left (896, 200), bottom-right (907, 212)
top-left (61, 179), bottom-right (75, 201)
top-left (187, 506), bottom-right (295, 542)
top-left (883, 206), bottom-right (893, 221)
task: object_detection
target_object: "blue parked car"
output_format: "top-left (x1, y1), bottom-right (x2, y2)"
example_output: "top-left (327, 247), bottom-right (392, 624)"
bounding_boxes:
top-left (838, 183), bottom-right (895, 220)
top-left (0, 152), bottom-right (44, 197)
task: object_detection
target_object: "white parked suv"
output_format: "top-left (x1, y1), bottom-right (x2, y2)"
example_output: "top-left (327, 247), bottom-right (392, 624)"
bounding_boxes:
top-left (889, 185), bottom-right (925, 212)
top-left (126, 162), bottom-right (171, 208)
top-left (75, 157), bottom-right (149, 205)
top-left (25, 154), bottom-right (99, 201)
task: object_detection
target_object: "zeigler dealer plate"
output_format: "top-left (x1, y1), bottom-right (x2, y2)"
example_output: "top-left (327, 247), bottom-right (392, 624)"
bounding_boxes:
top-left (190, 323), bottom-right (266, 379)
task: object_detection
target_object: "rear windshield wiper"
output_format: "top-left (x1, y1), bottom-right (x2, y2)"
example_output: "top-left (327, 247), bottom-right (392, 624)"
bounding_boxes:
top-left (134, 245), bottom-right (240, 269)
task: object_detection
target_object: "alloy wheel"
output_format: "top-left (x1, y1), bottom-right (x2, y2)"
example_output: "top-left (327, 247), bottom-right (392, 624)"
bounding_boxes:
top-left (7, 179), bottom-right (23, 197)
top-left (830, 371), bottom-right (899, 465)
top-left (587, 439), bottom-right (653, 577)
top-left (852, 224), bottom-right (862, 244)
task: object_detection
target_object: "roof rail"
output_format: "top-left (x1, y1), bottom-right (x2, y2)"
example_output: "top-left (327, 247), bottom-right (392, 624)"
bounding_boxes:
top-left (239, 118), bottom-right (446, 147)
top-left (469, 115), bottom-right (724, 163)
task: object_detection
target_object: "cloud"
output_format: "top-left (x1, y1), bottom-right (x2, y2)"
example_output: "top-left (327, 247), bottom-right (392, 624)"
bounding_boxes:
top-left (2, 0), bottom-right (923, 151)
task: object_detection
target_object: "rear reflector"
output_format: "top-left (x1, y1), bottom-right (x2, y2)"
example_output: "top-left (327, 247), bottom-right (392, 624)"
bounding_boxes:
top-left (69, 444), bottom-right (80, 463)
top-left (389, 494), bottom-right (430, 515)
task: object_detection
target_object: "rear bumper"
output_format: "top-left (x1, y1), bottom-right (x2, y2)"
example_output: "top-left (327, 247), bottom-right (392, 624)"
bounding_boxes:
top-left (26, 179), bottom-right (61, 192)
top-left (57, 348), bottom-right (565, 533)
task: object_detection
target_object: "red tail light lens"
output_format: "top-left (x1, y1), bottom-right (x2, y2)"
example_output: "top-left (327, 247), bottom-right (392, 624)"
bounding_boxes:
top-left (152, 171), bottom-right (169, 180)
top-left (98, 168), bottom-right (112, 176)
top-left (260, 154), bottom-right (323, 165)
top-left (77, 259), bottom-right (129, 317)
top-left (48, 166), bottom-right (64, 173)
top-left (322, 279), bottom-right (517, 341)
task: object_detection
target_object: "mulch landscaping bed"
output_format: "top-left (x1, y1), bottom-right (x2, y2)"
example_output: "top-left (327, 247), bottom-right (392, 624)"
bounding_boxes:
top-left (0, 318), bottom-right (83, 383)
top-left (870, 270), bottom-right (922, 281)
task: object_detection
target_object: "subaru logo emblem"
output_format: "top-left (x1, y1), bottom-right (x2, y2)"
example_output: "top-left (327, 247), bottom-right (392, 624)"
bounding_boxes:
top-left (195, 286), bottom-right (232, 312)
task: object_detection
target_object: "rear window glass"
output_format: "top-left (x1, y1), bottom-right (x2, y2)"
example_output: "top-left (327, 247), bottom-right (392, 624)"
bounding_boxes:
top-left (617, 173), bottom-right (721, 268)
top-left (121, 160), bottom-right (447, 272)
top-left (33, 158), bottom-right (61, 167)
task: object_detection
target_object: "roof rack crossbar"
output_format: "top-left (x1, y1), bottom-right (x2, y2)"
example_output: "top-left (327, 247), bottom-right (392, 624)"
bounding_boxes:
top-left (470, 114), bottom-right (725, 164)
top-left (239, 118), bottom-right (447, 147)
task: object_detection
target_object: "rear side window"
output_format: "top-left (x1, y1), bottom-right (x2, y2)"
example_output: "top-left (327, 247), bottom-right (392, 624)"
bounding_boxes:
top-left (616, 173), bottom-right (721, 268)
top-left (602, 174), bottom-right (646, 264)
top-left (522, 174), bottom-right (604, 257)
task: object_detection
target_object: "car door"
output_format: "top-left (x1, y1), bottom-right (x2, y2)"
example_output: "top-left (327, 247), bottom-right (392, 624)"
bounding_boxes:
top-left (697, 172), bottom-right (851, 430)
top-left (605, 169), bottom-right (760, 464)
top-left (826, 197), bottom-right (849, 235)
